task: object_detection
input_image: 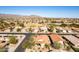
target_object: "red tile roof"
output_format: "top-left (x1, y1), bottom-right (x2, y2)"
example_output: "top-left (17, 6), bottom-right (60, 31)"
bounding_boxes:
top-left (50, 34), bottom-right (62, 42)
top-left (34, 35), bottom-right (50, 44)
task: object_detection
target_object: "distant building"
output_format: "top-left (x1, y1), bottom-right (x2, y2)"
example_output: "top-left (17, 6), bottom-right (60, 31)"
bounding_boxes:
top-left (40, 26), bottom-right (48, 33)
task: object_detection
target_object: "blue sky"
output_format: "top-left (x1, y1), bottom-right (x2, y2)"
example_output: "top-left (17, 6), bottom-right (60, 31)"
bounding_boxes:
top-left (0, 6), bottom-right (79, 18)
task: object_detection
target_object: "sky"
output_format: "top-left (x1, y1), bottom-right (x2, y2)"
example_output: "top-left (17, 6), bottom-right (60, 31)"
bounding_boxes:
top-left (0, 6), bottom-right (79, 18)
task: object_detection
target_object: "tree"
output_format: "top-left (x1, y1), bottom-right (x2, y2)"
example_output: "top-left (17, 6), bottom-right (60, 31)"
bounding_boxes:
top-left (17, 28), bottom-right (21, 32)
top-left (9, 36), bottom-right (18, 44)
top-left (69, 23), bottom-right (79, 28)
top-left (9, 27), bottom-right (14, 32)
top-left (29, 27), bottom-right (32, 32)
top-left (54, 41), bottom-right (62, 49)
top-left (60, 23), bottom-right (67, 27)
top-left (48, 24), bottom-right (55, 32)
top-left (19, 23), bottom-right (25, 28)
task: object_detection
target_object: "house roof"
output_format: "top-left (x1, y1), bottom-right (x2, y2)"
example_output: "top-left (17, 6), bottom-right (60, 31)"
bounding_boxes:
top-left (63, 35), bottom-right (79, 46)
top-left (34, 35), bottom-right (50, 44)
top-left (50, 34), bottom-right (63, 42)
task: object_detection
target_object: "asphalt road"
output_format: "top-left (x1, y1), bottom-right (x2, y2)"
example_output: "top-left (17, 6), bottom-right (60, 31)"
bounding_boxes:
top-left (14, 34), bottom-right (31, 52)
top-left (0, 32), bottom-right (79, 35)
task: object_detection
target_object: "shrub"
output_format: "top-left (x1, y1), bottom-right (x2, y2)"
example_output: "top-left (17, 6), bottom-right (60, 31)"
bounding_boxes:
top-left (54, 41), bottom-right (62, 49)
top-left (0, 48), bottom-right (7, 52)
top-left (17, 28), bottom-right (21, 32)
top-left (45, 44), bottom-right (50, 49)
top-left (72, 46), bottom-right (79, 52)
top-left (22, 37), bottom-right (35, 49)
top-left (9, 36), bottom-right (18, 44)
top-left (66, 46), bottom-right (71, 51)
top-left (69, 23), bottom-right (79, 28)
top-left (74, 48), bottom-right (79, 52)
top-left (60, 23), bottom-right (67, 27)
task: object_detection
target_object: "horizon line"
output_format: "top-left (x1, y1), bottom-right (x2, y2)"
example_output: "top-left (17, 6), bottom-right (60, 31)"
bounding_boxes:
top-left (0, 13), bottom-right (79, 18)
